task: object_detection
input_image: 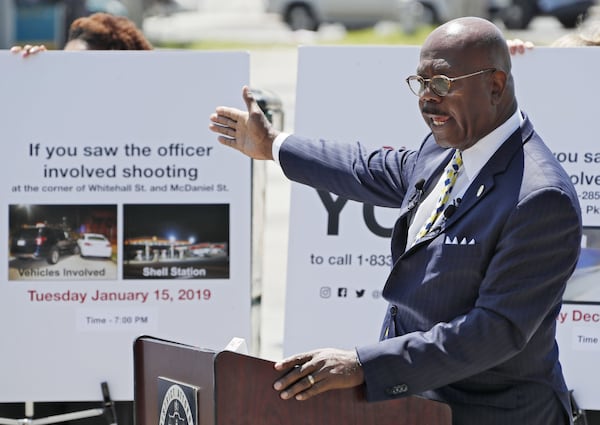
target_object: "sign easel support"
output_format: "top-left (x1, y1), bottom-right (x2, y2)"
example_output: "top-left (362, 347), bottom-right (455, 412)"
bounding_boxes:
top-left (0, 382), bottom-right (116, 425)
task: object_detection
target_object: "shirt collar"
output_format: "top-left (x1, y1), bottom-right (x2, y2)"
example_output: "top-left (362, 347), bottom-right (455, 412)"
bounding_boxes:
top-left (460, 109), bottom-right (522, 183)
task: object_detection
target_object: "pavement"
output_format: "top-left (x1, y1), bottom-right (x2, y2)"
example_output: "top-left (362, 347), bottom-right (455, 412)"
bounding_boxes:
top-left (249, 49), bottom-right (297, 361)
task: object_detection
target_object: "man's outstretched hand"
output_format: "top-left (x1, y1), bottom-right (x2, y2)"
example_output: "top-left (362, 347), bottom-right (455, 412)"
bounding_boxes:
top-left (209, 86), bottom-right (279, 160)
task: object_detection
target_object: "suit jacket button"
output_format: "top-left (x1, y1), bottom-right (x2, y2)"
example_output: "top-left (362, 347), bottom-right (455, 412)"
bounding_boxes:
top-left (386, 384), bottom-right (408, 396)
top-left (390, 305), bottom-right (398, 316)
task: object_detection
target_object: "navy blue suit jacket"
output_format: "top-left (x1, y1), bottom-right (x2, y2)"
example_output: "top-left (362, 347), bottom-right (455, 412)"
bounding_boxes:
top-left (279, 113), bottom-right (582, 425)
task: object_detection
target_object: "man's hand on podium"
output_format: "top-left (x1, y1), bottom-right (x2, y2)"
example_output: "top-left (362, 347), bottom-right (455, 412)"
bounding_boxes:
top-left (273, 348), bottom-right (364, 401)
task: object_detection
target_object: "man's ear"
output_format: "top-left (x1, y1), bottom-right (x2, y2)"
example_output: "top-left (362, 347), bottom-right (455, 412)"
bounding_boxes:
top-left (490, 69), bottom-right (508, 105)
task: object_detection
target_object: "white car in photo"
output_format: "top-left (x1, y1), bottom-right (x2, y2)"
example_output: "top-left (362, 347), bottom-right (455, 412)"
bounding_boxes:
top-left (78, 233), bottom-right (113, 259)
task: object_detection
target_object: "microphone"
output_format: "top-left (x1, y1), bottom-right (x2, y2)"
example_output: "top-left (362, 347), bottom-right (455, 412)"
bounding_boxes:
top-left (443, 204), bottom-right (457, 219)
top-left (414, 178), bottom-right (425, 192)
top-left (443, 198), bottom-right (461, 219)
top-left (407, 178), bottom-right (426, 211)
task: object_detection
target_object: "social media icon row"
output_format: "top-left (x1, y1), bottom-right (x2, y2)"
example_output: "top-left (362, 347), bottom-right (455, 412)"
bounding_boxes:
top-left (319, 286), bottom-right (381, 299)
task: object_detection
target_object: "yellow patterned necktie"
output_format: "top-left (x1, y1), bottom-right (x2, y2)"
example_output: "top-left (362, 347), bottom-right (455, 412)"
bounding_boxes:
top-left (414, 150), bottom-right (463, 243)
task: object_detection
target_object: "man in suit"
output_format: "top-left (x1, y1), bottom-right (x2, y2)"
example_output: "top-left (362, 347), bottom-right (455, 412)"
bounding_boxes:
top-left (209, 17), bottom-right (581, 425)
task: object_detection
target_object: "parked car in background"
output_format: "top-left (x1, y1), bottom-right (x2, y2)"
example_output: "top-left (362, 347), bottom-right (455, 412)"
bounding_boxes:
top-left (11, 224), bottom-right (79, 264)
top-left (497, 0), bottom-right (595, 29)
top-left (78, 233), bottom-right (113, 259)
top-left (266, 0), bottom-right (510, 31)
top-left (265, 0), bottom-right (405, 30)
top-left (417, 0), bottom-right (505, 25)
top-left (267, 0), bottom-right (594, 32)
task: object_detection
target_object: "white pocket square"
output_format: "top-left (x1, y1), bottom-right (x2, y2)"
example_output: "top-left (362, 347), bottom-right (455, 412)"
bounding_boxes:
top-left (445, 236), bottom-right (476, 245)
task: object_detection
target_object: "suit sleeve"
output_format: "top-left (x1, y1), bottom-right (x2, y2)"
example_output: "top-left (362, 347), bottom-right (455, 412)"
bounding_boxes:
top-left (279, 134), bottom-right (417, 208)
top-left (356, 187), bottom-right (581, 400)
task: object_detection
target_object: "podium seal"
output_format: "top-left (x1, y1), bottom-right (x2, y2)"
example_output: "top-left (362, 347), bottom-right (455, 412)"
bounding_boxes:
top-left (158, 377), bottom-right (198, 425)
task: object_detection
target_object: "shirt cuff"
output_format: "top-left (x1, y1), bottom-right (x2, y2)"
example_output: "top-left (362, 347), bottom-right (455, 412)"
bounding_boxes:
top-left (272, 132), bottom-right (290, 165)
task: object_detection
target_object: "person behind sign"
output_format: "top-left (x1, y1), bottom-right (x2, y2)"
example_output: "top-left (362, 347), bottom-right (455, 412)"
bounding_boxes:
top-left (209, 16), bottom-right (582, 425)
top-left (507, 17), bottom-right (600, 54)
top-left (10, 12), bottom-right (152, 56)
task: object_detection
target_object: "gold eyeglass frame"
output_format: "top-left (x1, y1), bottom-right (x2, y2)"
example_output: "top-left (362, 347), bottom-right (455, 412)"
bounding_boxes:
top-left (406, 68), bottom-right (496, 97)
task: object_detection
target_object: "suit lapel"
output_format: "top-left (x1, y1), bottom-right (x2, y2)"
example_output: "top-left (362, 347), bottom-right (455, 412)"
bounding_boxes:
top-left (391, 137), bottom-right (452, 258)
top-left (402, 137), bottom-right (454, 211)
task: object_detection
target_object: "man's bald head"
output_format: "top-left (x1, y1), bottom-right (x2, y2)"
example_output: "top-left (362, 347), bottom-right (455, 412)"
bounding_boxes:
top-left (422, 17), bottom-right (512, 75)
top-left (414, 17), bottom-right (517, 150)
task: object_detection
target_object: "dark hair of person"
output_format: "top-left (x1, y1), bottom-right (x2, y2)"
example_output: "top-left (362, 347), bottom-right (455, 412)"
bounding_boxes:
top-left (68, 13), bottom-right (153, 50)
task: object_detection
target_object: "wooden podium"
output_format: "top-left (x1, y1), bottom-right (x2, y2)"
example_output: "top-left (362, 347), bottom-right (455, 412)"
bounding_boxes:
top-left (134, 336), bottom-right (452, 425)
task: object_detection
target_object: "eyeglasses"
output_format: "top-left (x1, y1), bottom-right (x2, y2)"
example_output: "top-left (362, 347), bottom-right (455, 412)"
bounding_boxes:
top-left (406, 68), bottom-right (496, 97)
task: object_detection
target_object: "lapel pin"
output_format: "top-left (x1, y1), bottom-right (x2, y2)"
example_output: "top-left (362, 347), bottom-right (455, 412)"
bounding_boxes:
top-left (477, 185), bottom-right (484, 197)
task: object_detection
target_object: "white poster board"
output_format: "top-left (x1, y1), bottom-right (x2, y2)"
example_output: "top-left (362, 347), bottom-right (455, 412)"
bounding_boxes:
top-left (286, 46), bottom-right (600, 409)
top-left (513, 48), bottom-right (600, 409)
top-left (0, 51), bottom-right (251, 402)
